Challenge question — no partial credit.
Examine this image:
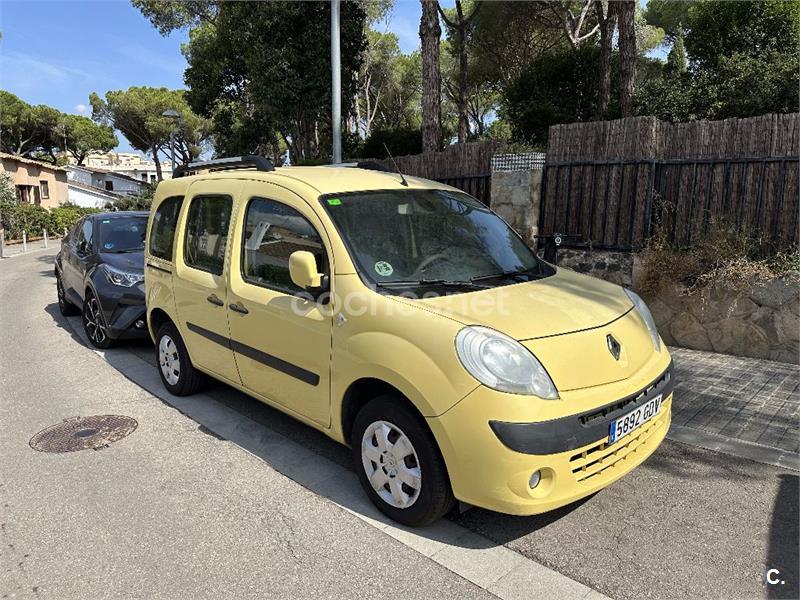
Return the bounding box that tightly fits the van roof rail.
[173,155,275,178]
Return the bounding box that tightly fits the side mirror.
[78,240,89,255]
[289,250,323,290]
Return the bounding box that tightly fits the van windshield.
[322,189,554,294]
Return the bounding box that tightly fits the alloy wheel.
[361,420,422,509]
[83,296,107,345]
[158,335,180,386]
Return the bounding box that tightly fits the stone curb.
[668,423,800,471]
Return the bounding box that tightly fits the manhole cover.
[29,415,138,453]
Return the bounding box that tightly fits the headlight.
[102,264,144,287]
[455,326,559,398]
[624,288,661,352]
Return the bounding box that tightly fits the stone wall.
[490,169,541,246]
[639,278,800,364]
[553,249,634,287]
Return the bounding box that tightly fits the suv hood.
[99,251,144,273]
[413,268,633,340]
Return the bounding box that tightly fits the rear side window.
[184,195,232,275]
[241,197,325,293]
[149,196,183,261]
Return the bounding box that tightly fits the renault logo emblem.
[607,334,621,360]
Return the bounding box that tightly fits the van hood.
[413,268,633,340]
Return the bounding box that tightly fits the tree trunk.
[419,0,441,153]
[456,8,469,143]
[152,144,163,181]
[596,0,616,119]
[617,0,636,117]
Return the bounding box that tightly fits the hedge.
[0,201,100,240]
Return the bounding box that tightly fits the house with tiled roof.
[0,153,68,208]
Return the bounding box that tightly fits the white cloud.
[75,103,87,114]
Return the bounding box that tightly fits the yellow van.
[145,156,673,527]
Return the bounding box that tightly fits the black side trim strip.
[185,322,319,386]
[146,262,172,274]
[186,322,231,348]
[229,340,319,386]
[490,362,674,455]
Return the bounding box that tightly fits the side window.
[70,218,84,245]
[81,218,93,249]
[149,196,183,261]
[241,197,326,293]
[184,195,232,275]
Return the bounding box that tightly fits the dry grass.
[638,222,800,297]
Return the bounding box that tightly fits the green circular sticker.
[374,261,394,277]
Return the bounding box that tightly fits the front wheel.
[155,322,205,396]
[83,291,114,349]
[352,395,455,527]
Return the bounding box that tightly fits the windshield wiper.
[470,269,542,283]
[376,278,487,289]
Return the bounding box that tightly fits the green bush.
[0,201,98,240]
[361,127,422,159]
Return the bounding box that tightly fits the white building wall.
[67,186,113,209]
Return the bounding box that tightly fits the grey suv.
[55,211,149,348]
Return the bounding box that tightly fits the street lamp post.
[331,0,342,164]
[162,109,181,177]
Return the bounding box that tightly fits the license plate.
[609,394,663,444]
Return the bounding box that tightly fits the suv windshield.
[98,215,148,253]
[322,189,554,294]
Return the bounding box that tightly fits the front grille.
[569,399,669,484]
[579,368,671,426]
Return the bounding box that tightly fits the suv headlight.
[455,326,559,398]
[102,264,144,287]
[624,288,661,352]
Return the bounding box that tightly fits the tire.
[351,395,455,527]
[82,291,115,349]
[56,271,79,316]
[155,321,205,396]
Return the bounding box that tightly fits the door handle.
[229,302,249,315]
[206,294,224,306]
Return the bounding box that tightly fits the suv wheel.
[155,322,204,396]
[83,291,114,349]
[352,395,455,527]
[56,272,78,316]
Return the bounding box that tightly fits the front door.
[227,181,333,425]
[173,180,241,385]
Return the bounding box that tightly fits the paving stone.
[670,346,799,456]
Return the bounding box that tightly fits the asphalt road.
[0,249,490,599]
[3,248,798,600]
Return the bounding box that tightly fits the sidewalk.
[1,235,60,258]
[670,346,799,468]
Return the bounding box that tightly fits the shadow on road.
[767,474,799,599]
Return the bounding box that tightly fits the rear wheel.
[83,291,114,349]
[56,271,78,316]
[352,395,455,527]
[155,322,205,396]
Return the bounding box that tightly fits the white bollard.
[22,231,27,253]
[63,227,67,237]
[43,228,48,248]
[0,229,5,259]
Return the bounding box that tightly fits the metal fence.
[538,156,800,251]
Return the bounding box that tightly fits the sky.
[0,0,654,156]
[0,0,438,154]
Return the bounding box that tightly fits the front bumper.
[427,352,673,515]
[93,278,148,340]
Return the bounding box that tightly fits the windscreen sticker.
[374,261,393,277]
[327,198,342,206]
[102,219,111,223]
[104,243,114,249]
